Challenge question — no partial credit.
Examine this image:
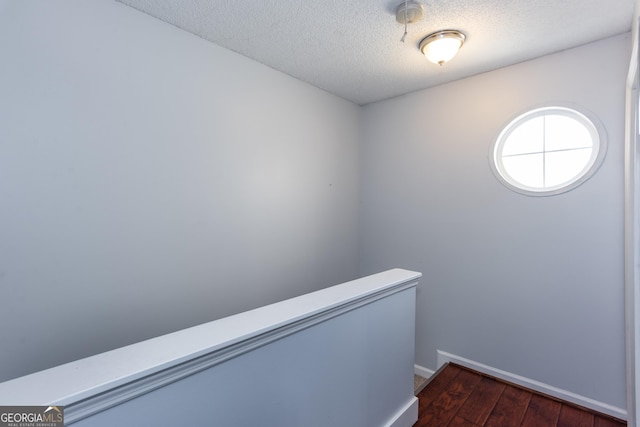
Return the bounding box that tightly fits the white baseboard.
[436,350,627,421]
[414,364,435,379]
[384,397,418,427]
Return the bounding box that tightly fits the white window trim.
[489,104,608,197]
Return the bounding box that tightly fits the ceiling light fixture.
[419,30,466,65]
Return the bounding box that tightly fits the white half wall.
[0,269,421,427]
[0,0,360,382]
[360,34,630,409]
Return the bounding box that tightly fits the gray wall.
[359,34,629,408]
[0,0,360,382]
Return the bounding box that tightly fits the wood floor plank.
[558,404,594,427]
[418,364,464,416]
[595,417,627,427]
[484,384,532,427]
[447,415,482,427]
[456,376,506,425]
[414,368,482,427]
[416,364,626,427]
[521,394,562,427]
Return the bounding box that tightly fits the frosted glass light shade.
[419,30,466,65]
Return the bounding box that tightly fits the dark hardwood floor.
[415,363,626,427]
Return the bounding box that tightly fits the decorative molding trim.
[436,350,627,421]
[414,364,435,379]
[384,397,418,427]
[625,13,640,427]
[63,277,419,424]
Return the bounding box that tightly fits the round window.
[491,106,606,196]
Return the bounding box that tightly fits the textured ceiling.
[116,0,635,105]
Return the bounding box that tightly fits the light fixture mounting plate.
[395,1,424,24]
